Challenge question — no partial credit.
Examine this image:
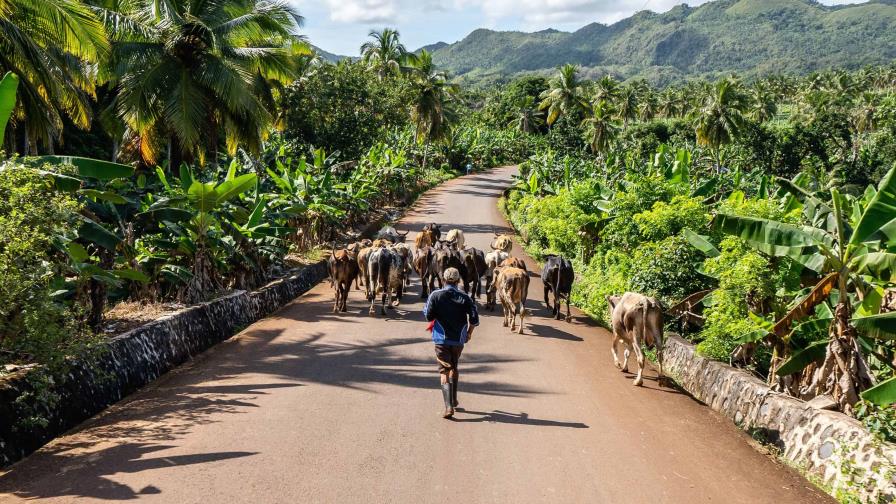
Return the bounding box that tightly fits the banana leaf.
[712,213,829,259]
[77,218,121,250]
[79,189,127,204]
[188,181,218,213]
[37,170,81,191]
[849,251,896,282]
[772,272,838,337]
[34,156,134,180]
[861,376,896,407]
[216,173,257,203]
[775,340,828,376]
[683,229,720,257]
[852,311,896,340]
[113,269,150,283]
[0,72,18,146]
[851,165,896,245]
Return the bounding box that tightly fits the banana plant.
[712,165,896,412]
[0,72,18,148]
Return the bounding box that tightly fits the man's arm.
[466,295,480,334]
[423,291,438,322]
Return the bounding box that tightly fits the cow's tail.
[646,298,665,381]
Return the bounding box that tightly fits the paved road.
[0,167,831,503]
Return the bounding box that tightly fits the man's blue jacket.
[423,284,479,346]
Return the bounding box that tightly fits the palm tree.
[749,82,778,123]
[105,0,306,166]
[405,49,457,168]
[616,86,638,128]
[582,100,620,163]
[539,64,587,126]
[0,0,109,154]
[360,28,407,79]
[508,96,544,133]
[693,76,749,170]
[594,75,620,103]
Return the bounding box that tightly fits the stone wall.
[0,261,328,468]
[663,335,896,502]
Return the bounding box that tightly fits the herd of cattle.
[327,225,667,387]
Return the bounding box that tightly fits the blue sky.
[292,0,866,56]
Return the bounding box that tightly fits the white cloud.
[319,0,710,28]
[324,0,398,23]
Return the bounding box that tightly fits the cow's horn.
[398,229,409,236]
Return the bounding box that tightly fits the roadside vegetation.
[1,0,895,449]
[497,65,896,434]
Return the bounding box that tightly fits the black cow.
[542,254,574,321]
[430,245,469,293]
[423,223,442,241]
[461,247,487,299]
[367,247,405,316]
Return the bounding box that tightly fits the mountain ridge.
[418,0,896,85]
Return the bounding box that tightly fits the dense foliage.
[499,63,896,419]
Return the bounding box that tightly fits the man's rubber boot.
[441,383,454,418]
[451,378,459,408]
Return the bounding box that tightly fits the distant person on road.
[423,267,479,419]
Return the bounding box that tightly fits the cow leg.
[622,345,630,372]
[517,302,525,334]
[611,335,622,369]
[565,295,571,322]
[341,282,350,312]
[369,286,377,317]
[333,284,340,313]
[632,343,645,386]
[543,285,550,306]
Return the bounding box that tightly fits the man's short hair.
[444,267,461,283]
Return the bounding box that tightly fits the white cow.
[445,229,465,250]
[607,292,665,386]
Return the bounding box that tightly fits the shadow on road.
[0,443,256,500]
[449,409,588,428]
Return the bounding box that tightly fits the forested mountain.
[423,0,896,85]
[312,45,352,63]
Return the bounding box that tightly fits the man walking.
[423,267,479,418]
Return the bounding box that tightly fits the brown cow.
[415,228,435,249]
[328,247,359,312]
[607,292,665,387]
[493,266,529,334]
[347,239,371,290]
[499,256,527,271]
[413,246,434,298]
[390,242,413,286]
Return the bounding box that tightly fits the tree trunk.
[804,301,875,414]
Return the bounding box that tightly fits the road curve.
[0,166,831,503]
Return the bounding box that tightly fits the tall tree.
[693,76,749,170]
[360,28,406,79]
[508,95,544,134]
[616,86,638,128]
[582,100,620,163]
[104,0,306,166]
[539,64,587,126]
[0,0,108,154]
[405,49,457,168]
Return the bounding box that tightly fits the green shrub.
[602,174,688,250]
[634,195,710,242]
[571,248,632,326]
[696,238,776,360]
[0,166,92,368]
[629,235,710,304]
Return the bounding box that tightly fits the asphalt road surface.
[0,166,833,503]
